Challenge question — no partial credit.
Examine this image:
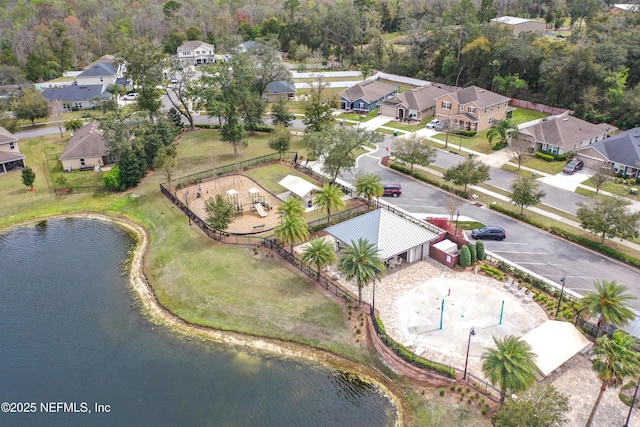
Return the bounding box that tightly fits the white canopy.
[278,175,320,199]
[521,320,592,377]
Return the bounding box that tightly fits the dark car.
[563,159,584,174]
[471,226,506,241]
[383,184,402,197]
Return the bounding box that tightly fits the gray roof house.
[325,209,440,265]
[0,127,26,174]
[339,80,398,113]
[516,113,616,154]
[42,84,111,112]
[235,40,267,53]
[59,121,110,171]
[576,127,640,177]
[177,40,216,66]
[76,62,119,86]
[379,85,451,122]
[263,80,296,102]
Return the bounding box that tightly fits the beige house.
[0,127,26,174]
[379,85,450,122]
[60,122,110,171]
[516,113,616,155]
[434,86,511,132]
[177,41,216,66]
[490,16,547,36]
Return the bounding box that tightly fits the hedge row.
[489,204,640,269]
[534,150,568,162]
[390,163,470,199]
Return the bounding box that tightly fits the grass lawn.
[510,107,549,124]
[383,118,430,132]
[338,110,379,121]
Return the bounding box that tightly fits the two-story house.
[0,127,26,174]
[434,86,511,132]
[177,41,216,67]
[516,113,616,155]
[339,80,398,113]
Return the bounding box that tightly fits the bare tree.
[506,137,532,171]
[445,194,462,222]
[50,100,64,137]
[590,166,613,195]
[162,59,197,129]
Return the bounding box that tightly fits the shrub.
[534,151,555,162]
[476,240,485,260]
[450,383,457,391]
[103,165,121,189]
[469,244,477,264]
[439,388,445,397]
[459,245,471,267]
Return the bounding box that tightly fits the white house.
[177,41,216,66]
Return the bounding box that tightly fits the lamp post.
[463,327,476,381]
[624,377,640,427]
[454,210,460,236]
[185,190,191,226]
[372,268,380,315]
[555,274,566,318]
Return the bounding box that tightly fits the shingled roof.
[0,127,18,145]
[60,121,108,160]
[42,85,109,103]
[77,62,117,78]
[519,114,615,149]
[583,127,640,168]
[339,80,397,103]
[383,85,450,111]
[444,85,510,108]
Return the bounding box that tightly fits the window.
[358,102,365,109]
[9,142,15,150]
[491,106,494,111]
[80,158,86,167]
[442,101,451,110]
[468,107,476,114]
[489,117,495,124]
[460,105,464,112]
[484,108,487,114]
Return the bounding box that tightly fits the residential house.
[378,85,450,122]
[516,113,616,155]
[235,40,267,54]
[76,61,120,87]
[339,80,398,113]
[490,16,547,36]
[177,41,216,66]
[42,84,112,112]
[263,80,296,102]
[576,127,640,177]
[59,121,110,171]
[610,4,640,13]
[434,86,511,132]
[0,127,26,174]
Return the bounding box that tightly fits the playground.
[176,175,283,234]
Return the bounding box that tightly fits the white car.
[426,119,444,130]
[124,93,139,101]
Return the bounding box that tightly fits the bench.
[253,224,265,230]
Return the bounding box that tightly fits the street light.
[555,274,566,317]
[463,327,476,381]
[185,190,192,226]
[454,210,460,236]
[372,268,380,315]
[624,377,640,427]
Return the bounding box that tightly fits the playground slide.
[254,203,267,218]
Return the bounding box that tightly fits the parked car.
[563,159,584,174]
[471,226,506,241]
[124,93,139,101]
[426,119,444,130]
[383,184,402,197]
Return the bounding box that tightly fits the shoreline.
[6,213,405,426]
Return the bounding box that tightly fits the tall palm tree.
[355,173,383,210]
[274,213,309,254]
[586,330,640,427]
[277,196,305,218]
[579,280,636,338]
[486,118,519,148]
[337,238,385,307]
[313,183,346,224]
[481,335,538,405]
[301,237,337,280]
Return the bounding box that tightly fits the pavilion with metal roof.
[325,209,441,264]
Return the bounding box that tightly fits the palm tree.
[337,238,385,307]
[579,280,636,338]
[313,183,346,224]
[355,173,383,210]
[586,330,640,427]
[301,237,337,280]
[486,118,519,148]
[481,335,538,405]
[64,119,84,134]
[274,213,309,255]
[277,196,305,218]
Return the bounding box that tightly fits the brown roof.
[177,40,214,52]
[60,121,108,160]
[383,85,450,111]
[339,80,397,103]
[519,114,616,149]
[0,150,26,163]
[441,85,510,108]
[0,127,18,145]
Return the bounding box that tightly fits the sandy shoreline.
[6,213,404,426]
